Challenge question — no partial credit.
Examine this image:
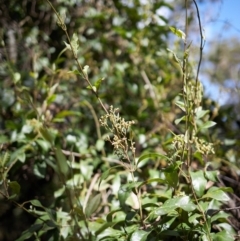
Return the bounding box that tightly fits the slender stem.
[181,1,211,240]
[46,0,109,115]
[192,0,205,85]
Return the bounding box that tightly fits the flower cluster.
[184,81,203,107]
[172,133,215,156]
[99,106,135,162]
[194,137,215,155]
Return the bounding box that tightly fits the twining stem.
[181,1,211,240]
[46,0,109,115]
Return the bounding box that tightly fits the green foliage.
[0,0,239,241]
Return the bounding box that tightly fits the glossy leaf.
[137,152,169,166]
[202,187,230,202]
[167,48,181,64]
[15,223,43,241]
[175,115,186,125]
[165,170,178,188]
[10,148,26,163]
[204,170,219,182]
[36,139,51,152]
[130,230,150,241]
[98,167,115,189]
[118,182,142,209]
[195,108,209,119]
[85,193,102,218]
[73,206,85,220]
[106,209,122,222]
[94,77,105,91]
[211,230,235,241]
[118,185,132,208]
[55,110,81,118]
[153,196,196,216]
[139,178,167,188]
[55,146,69,177]
[95,221,116,236]
[39,127,53,145]
[199,121,216,130]
[210,211,229,222]
[97,227,123,240]
[190,170,207,197]
[96,139,105,151]
[175,100,186,112]
[8,181,21,196]
[30,199,43,208]
[169,26,186,40]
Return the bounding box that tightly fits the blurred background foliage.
[0,0,239,240]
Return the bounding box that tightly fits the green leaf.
[164,161,182,172]
[86,85,93,90]
[8,181,21,196]
[96,139,105,151]
[169,26,186,40]
[11,148,26,163]
[67,69,82,76]
[202,187,230,202]
[30,199,43,208]
[153,196,196,216]
[70,33,79,53]
[46,94,56,105]
[117,182,141,209]
[176,196,197,212]
[189,213,202,224]
[195,108,209,120]
[15,223,43,241]
[218,187,233,193]
[165,170,178,188]
[130,230,150,241]
[39,127,53,145]
[190,170,207,197]
[223,139,236,146]
[175,115,186,125]
[214,223,236,236]
[36,139,51,152]
[106,209,122,222]
[126,210,137,222]
[98,169,110,189]
[55,110,81,119]
[85,193,102,218]
[95,221,117,236]
[97,227,123,240]
[98,167,117,190]
[0,135,8,144]
[137,153,169,166]
[211,211,230,222]
[55,146,69,177]
[199,121,216,130]
[0,151,10,166]
[139,178,167,188]
[211,230,235,241]
[94,77,105,91]
[204,170,219,182]
[174,100,186,112]
[118,185,132,209]
[63,41,71,50]
[167,48,181,64]
[33,161,47,178]
[83,65,89,76]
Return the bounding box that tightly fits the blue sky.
[157,0,240,104]
[198,0,240,104]
[200,0,240,39]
